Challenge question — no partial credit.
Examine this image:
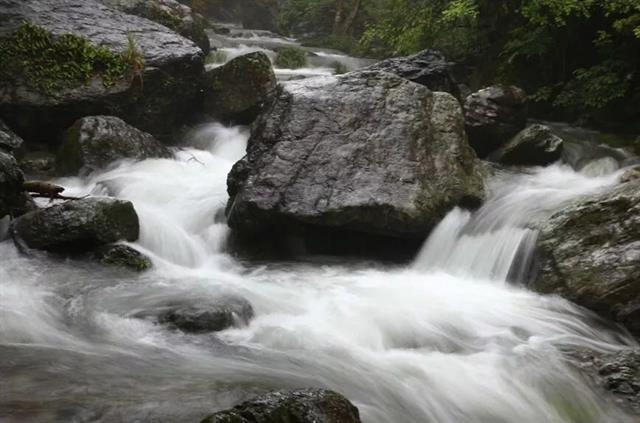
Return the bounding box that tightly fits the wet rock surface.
[57,116,172,175]
[138,296,254,333]
[489,124,564,166]
[203,52,277,124]
[365,49,459,98]
[570,348,640,414]
[201,389,361,423]
[530,179,640,335]
[95,243,152,271]
[0,120,24,152]
[0,0,204,144]
[12,197,140,252]
[100,0,210,52]
[227,71,484,242]
[0,151,26,218]
[464,85,528,158]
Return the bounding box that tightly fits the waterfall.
[414,164,620,282]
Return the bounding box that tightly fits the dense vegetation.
[278,0,640,128]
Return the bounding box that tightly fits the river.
[1,28,638,423]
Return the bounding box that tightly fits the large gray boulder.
[12,197,139,252]
[0,120,24,152]
[227,71,485,241]
[0,0,204,144]
[365,49,460,99]
[489,124,564,166]
[530,179,640,335]
[201,389,361,423]
[464,85,528,158]
[203,52,277,124]
[57,115,172,175]
[100,0,210,52]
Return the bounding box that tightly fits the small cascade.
[414,164,622,282]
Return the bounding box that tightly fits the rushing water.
[1,119,638,422]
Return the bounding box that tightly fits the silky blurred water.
[1,119,638,422]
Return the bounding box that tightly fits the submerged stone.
[201,389,361,423]
[95,243,152,271]
[154,296,254,333]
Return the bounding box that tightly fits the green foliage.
[331,61,349,74]
[0,22,135,92]
[206,50,229,65]
[146,5,183,31]
[359,0,479,59]
[553,61,631,112]
[275,47,308,69]
[302,35,360,55]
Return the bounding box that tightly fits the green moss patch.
[0,22,134,92]
[274,47,308,69]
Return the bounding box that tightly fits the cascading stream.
[1,125,638,421]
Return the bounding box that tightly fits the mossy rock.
[96,244,152,271]
[12,197,140,252]
[203,51,277,124]
[0,22,129,92]
[201,389,361,423]
[0,0,205,144]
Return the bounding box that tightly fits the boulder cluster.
[2,0,640,418]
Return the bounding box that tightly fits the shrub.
[275,47,308,69]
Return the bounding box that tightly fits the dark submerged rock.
[489,124,564,166]
[19,151,57,179]
[0,120,24,152]
[0,0,204,144]
[155,296,254,333]
[530,179,640,335]
[57,116,172,175]
[100,0,210,52]
[365,49,459,98]
[203,52,277,124]
[95,243,152,271]
[227,72,484,244]
[201,389,361,423]
[464,85,528,158]
[12,197,139,252]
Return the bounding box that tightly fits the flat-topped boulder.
[0,0,204,144]
[227,71,485,243]
[100,0,210,52]
[12,197,139,252]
